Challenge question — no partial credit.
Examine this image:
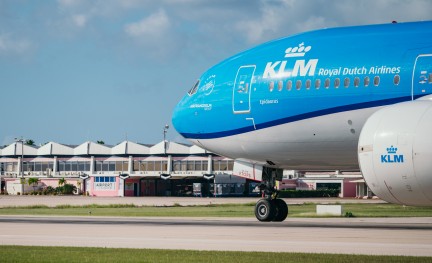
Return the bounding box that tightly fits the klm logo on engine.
[263,43,318,79]
[381,145,404,163]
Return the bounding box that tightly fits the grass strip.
[0,203,431,217]
[0,246,430,263]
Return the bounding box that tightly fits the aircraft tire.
[255,199,276,222]
[273,199,288,222]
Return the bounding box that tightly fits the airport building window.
[394,75,400,85]
[286,80,292,91]
[154,161,163,171]
[296,80,302,90]
[194,161,202,171]
[173,160,205,171]
[324,78,330,89]
[334,78,340,88]
[354,77,360,87]
[315,79,321,89]
[94,176,115,183]
[217,160,231,171]
[277,80,283,91]
[193,161,208,171]
[115,161,129,172]
[59,161,69,171]
[78,162,89,171]
[25,162,54,173]
[22,162,33,172]
[95,161,115,172]
[133,161,139,171]
[212,160,234,171]
[269,81,274,92]
[147,161,155,171]
[2,162,16,173]
[139,161,147,171]
[35,162,42,171]
[58,161,89,172]
[187,161,195,171]
[374,76,380,86]
[173,161,185,171]
[364,76,370,87]
[344,78,350,88]
[228,160,234,170]
[136,161,168,172]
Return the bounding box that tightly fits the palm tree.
[28,177,39,192]
[58,178,66,186]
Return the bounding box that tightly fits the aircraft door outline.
[233,65,256,114]
[412,54,432,100]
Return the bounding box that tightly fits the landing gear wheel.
[273,199,288,222]
[255,199,276,222]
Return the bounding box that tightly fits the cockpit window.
[188,80,200,96]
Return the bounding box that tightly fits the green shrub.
[278,189,340,198]
[42,186,55,195]
[56,184,76,195]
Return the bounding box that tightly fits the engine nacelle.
[358,99,432,206]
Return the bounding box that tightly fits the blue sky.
[1,0,432,146]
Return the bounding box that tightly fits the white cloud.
[235,2,283,44]
[57,0,85,8]
[0,34,32,55]
[124,9,171,38]
[72,14,87,28]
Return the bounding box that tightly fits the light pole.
[14,137,24,178]
[163,124,169,154]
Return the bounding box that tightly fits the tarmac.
[0,195,385,207]
[0,196,431,256]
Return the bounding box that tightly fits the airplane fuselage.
[172,21,432,171]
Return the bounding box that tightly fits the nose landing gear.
[255,181,288,222]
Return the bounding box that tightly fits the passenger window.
[306,79,311,90]
[324,78,330,89]
[296,80,302,90]
[269,81,274,92]
[315,79,321,89]
[394,75,400,85]
[286,80,292,91]
[429,73,432,84]
[374,76,380,86]
[278,80,283,91]
[334,78,340,89]
[188,80,200,96]
[364,76,370,87]
[344,77,350,88]
[354,77,360,87]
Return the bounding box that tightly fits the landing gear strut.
[254,168,288,222]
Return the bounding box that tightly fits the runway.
[1,215,432,256]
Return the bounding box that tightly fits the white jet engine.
[358,98,432,206]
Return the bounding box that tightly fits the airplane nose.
[172,80,200,138]
[171,99,186,136]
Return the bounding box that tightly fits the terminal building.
[0,140,369,198]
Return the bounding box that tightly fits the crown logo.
[386,146,397,154]
[285,42,312,58]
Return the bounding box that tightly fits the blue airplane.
[172,21,432,221]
